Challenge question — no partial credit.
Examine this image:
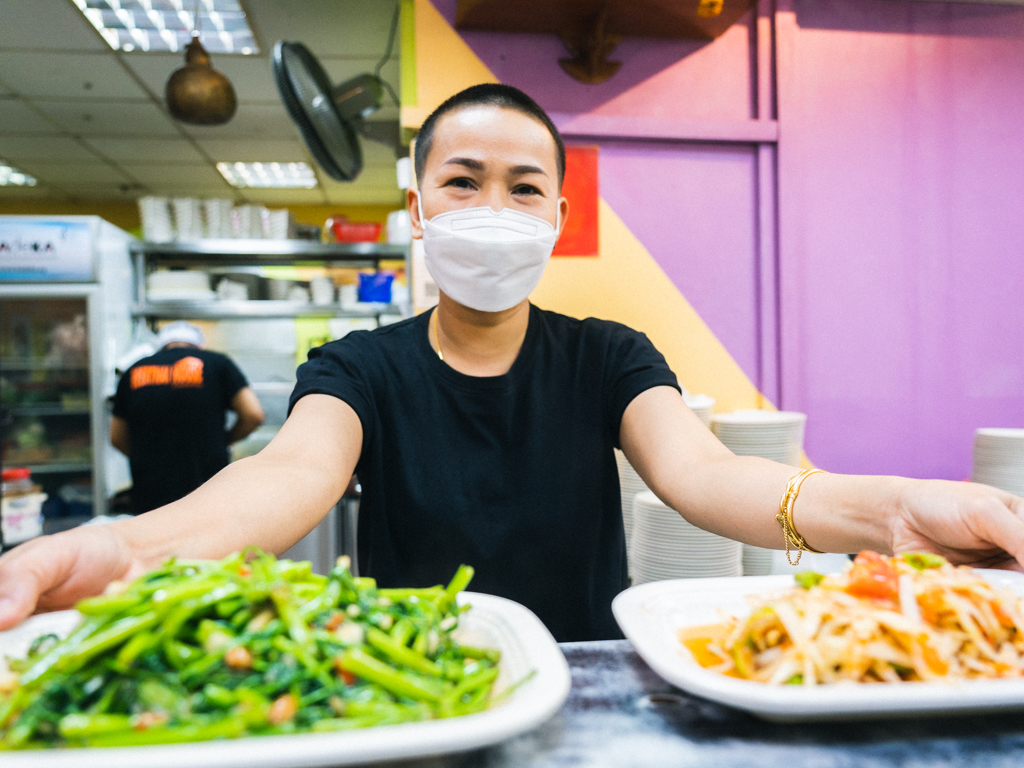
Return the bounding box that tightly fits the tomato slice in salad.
[845,550,899,601]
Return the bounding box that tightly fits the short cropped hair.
[413,84,566,188]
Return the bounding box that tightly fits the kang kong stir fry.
[682,551,1024,685]
[0,551,503,749]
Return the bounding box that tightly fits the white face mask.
[418,195,560,313]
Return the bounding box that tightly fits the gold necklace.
[432,309,444,361]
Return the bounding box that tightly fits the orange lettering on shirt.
[171,356,204,387]
[130,365,172,389]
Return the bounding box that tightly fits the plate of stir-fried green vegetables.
[0,550,570,767]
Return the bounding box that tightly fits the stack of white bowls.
[683,393,715,428]
[615,449,648,580]
[204,198,234,239]
[172,198,204,242]
[972,428,1024,496]
[630,491,742,583]
[711,410,806,467]
[138,197,173,242]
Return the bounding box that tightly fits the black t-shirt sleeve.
[112,367,132,419]
[220,356,249,402]
[601,324,680,447]
[288,333,376,448]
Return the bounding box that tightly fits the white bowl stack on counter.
[971,428,1024,496]
[711,409,809,577]
[629,491,743,584]
[615,390,716,581]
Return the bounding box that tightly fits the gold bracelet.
[776,468,826,565]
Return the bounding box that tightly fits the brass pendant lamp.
[165,3,237,126]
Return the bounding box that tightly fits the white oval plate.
[612,571,1024,722]
[0,592,570,767]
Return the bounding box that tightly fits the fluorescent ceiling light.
[0,161,38,187]
[217,162,319,189]
[72,0,259,55]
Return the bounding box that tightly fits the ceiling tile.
[119,164,226,186]
[246,0,399,59]
[83,137,206,164]
[197,138,310,162]
[240,188,328,205]
[0,99,61,135]
[32,100,179,137]
[181,103,299,141]
[0,52,148,100]
[123,53,278,104]
[0,136,101,161]
[20,162,133,186]
[0,0,108,51]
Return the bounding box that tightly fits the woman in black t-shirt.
[0,86,1021,639]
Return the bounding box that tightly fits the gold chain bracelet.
[776,468,826,565]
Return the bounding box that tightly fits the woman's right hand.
[0,525,138,630]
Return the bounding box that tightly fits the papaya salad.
[681,551,1024,685]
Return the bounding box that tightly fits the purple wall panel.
[598,142,761,384]
[433,0,756,121]
[778,0,1024,479]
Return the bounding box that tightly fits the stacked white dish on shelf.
[139,197,173,242]
[630,491,742,584]
[971,428,1024,496]
[146,270,215,302]
[138,197,296,242]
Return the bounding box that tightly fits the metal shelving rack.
[130,239,412,323]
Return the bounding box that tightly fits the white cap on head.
[157,321,205,349]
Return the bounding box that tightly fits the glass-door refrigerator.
[0,216,134,525]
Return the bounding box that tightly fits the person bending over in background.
[0,85,1022,642]
[110,321,265,515]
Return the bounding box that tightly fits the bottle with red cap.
[1,468,33,497]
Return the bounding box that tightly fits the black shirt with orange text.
[113,347,248,514]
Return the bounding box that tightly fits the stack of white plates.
[615,449,648,580]
[630,491,742,584]
[683,393,715,428]
[138,197,173,242]
[711,410,806,466]
[972,428,1024,496]
[147,270,215,301]
[741,544,774,576]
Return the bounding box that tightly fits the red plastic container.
[328,216,383,243]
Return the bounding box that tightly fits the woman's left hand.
[889,479,1024,570]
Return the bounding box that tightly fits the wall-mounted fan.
[272,6,401,182]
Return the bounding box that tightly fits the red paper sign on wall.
[553,145,599,257]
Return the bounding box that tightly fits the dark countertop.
[382,640,1024,768]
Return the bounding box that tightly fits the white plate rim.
[0,591,570,768]
[612,572,1024,722]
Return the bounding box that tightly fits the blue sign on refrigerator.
[0,219,95,281]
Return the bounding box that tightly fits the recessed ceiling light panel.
[216,162,319,189]
[0,161,38,187]
[72,0,259,55]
